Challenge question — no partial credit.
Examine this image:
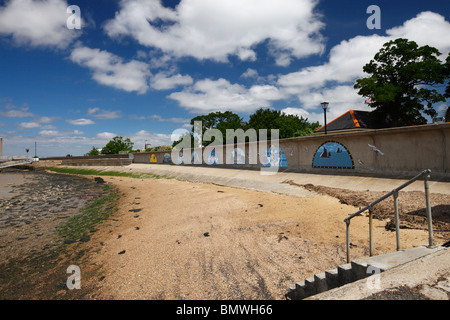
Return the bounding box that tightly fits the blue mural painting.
[230,147,246,164]
[312,141,354,169]
[191,151,201,164]
[261,145,288,168]
[206,149,219,165]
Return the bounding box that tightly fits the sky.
[0,0,449,157]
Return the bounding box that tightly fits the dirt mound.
[283,180,450,240]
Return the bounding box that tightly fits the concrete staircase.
[286,245,445,300]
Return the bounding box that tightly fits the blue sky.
[0,0,449,157]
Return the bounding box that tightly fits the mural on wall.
[206,149,219,165]
[150,153,158,163]
[191,151,201,164]
[312,141,354,169]
[261,145,288,168]
[230,147,245,164]
[163,153,172,164]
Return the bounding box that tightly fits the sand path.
[85,176,431,300]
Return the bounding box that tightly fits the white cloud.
[70,46,151,94]
[241,68,259,79]
[277,11,450,118]
[0,108,34,118]
[150,72,193,90]
[0,0,80,49]
[95,132,117,140]
[18,121,41,129]
[168,78,286,113]
[387,11,450,57]
[87,107,122,120]
[38,129,83,136]
[67,118,96,126]
[149,115,191,123]
[104,0,325,64]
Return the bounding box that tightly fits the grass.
[48,166,172,180]
[56,184,119,243]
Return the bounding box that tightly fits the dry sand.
[79,176,433,300]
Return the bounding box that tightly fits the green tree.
[246,108,320,139]
[354,38,448,127]
[87,146,99,156]
[191,111,244,146]
[445,53,450,99]
[101,136,134,155]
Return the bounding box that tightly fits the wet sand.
[0,173,29,200]
[0,170,112,264]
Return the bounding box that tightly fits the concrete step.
[286,245,445,300]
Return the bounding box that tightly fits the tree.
[445,53,450,99]
[101,136,134,155]
[191,111,244,146]
[172,111,244,147]
[354,38,448,127]
[246,108,320,139]
[87,146,99,156]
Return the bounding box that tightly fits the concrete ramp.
[0,159,32,170]
[63,164,450,195]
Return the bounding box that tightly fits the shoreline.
[1,167,448,300]
[0,168,118,299]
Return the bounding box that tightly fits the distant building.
[315,110,382,134]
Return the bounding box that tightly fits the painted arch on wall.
[312,141,354,169]
[261,145,288,168]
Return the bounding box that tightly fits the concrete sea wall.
[133,123,450,178]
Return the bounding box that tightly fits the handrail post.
[368,206,373,257]
[346,220,350,263]
[393,190,400,251]
[424,172,435,247]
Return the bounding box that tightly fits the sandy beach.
[1,167,447,300]
[78,175,436,300]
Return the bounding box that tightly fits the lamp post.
[321,102,329,134]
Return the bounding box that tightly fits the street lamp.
[321,102,329,134]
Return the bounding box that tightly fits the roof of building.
[315,110,382,134]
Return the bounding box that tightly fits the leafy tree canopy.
[86,146,99,156]
[354,38,448,127]
[173,109,319,147]
[246,108,320,139]
[101,136,134,155]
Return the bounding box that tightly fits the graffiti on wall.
[150,153,158,163]
[261,145,288,168]
[312,141,354,169]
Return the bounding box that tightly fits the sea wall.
[135,123,449,178]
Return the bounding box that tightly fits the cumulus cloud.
[69,46,152,94]
[66,118,96,126]
[150,72,193,90]
[168,78,286,113]
[277,11,450,119]
[104,0,325,64]
[0,0,81,49]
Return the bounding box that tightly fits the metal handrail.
[344,169,434,263]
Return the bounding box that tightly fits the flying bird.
[368,144,384,156]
